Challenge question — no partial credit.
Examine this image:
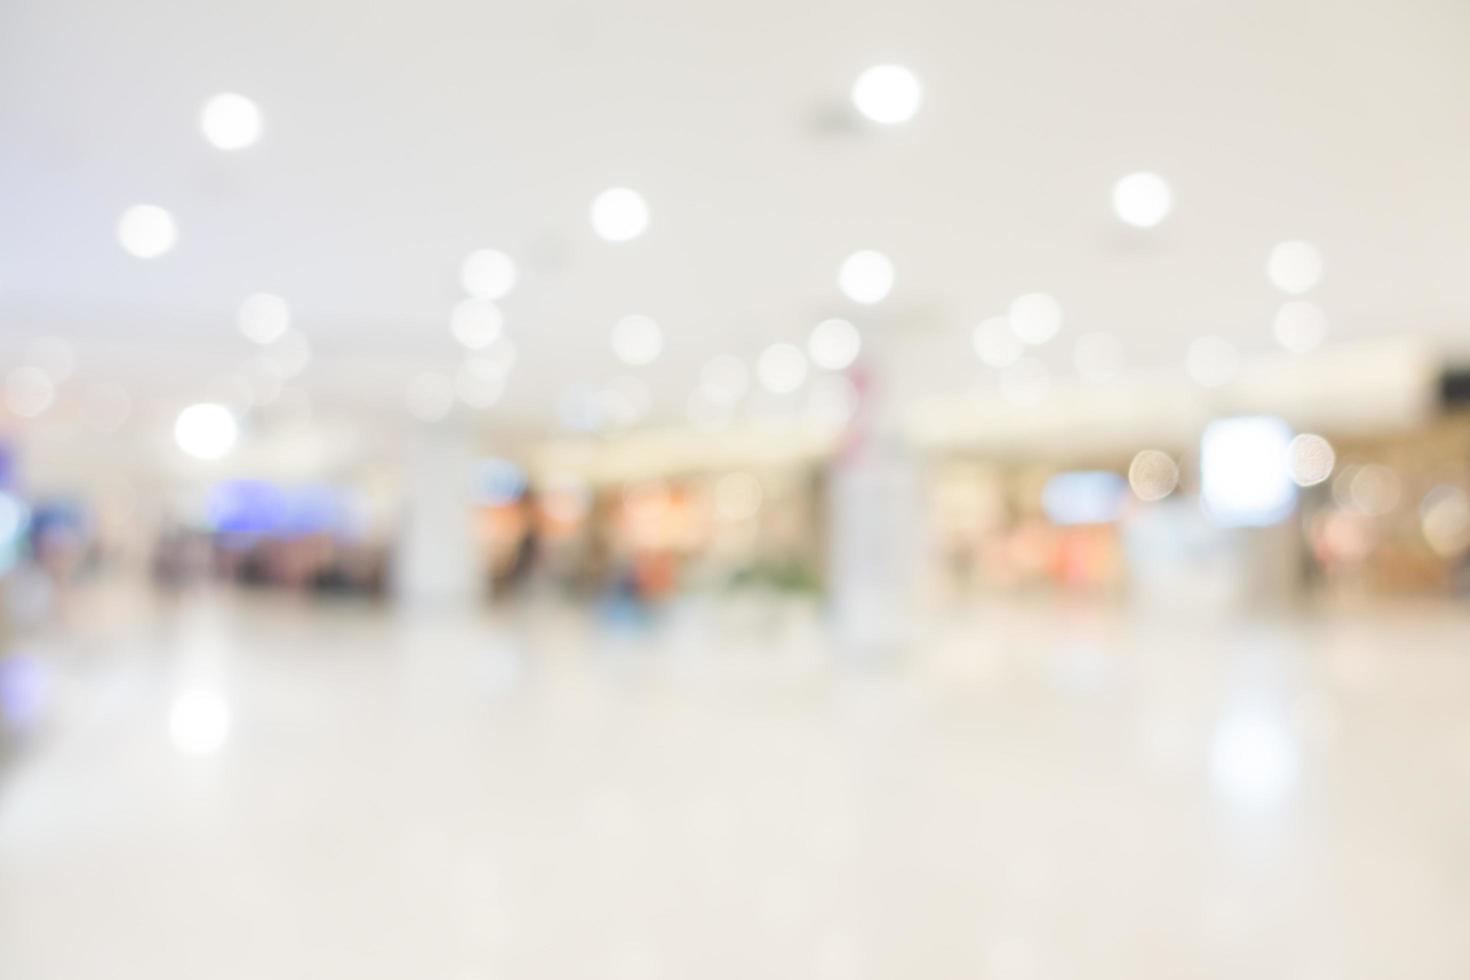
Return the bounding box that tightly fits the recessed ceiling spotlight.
[838,250,894,304]
[1111,172,1173,228]
[200,93,263,150]
[757,343,808,394]
[450,298,504,349]
[851,65,923,124]
[611,314,663,366]
[1007,293,1062,345]
[460,249,518,300]
[117,204,177,259]
[237,293,291,344]
[174,403,239,460]
[808,318,861,371]
[1272,300,1329,353]
[1266,241,1325,294]
[590,187,649,242]
[971,317,1021,368]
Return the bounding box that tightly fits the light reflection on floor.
[2,589,1469,978]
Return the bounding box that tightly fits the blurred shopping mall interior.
[3,0,1470,977]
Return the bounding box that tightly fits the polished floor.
[2,588,1469,979]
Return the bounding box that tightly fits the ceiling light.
[460,249,517,300]
[174,403,239,460]
[1128,450,1179,502]
[838,250,894,304]
[117,204,177,259]
[590,187,649,242]
[1286,433,1335,487]
[611,314,663,366]
[1272,300,1328,353]
[450,298,504,349]
[1267,241,1325,294]
[200,93,263,150]
[1007,293,1062,345]
[1111,172,1172,228]
[971,317,1021,367]
[757,343,808,394]
[851,65,923,124]
[237,293,291,344]
[808,318,861,370]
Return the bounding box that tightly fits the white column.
[392,423,483,607]
[826,354,923,652]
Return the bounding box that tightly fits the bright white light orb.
[1111,172,1173,228]
[1073,331,1125,383]
[1186,335,1240,388]
[838,250,894,305]
[173,403,239,460]
[1211,707,1298,809]
[450,298,504,349]
[589,187,649,242]
[1267,240,1325,294]
[1200,416,1296,527]
[1421,486,1470,557]
[237,293,291,344]
[1128,450,1179,502]
[851,64,923,124]
[405,371,455,422]
[1008,293,1062,345]
[757,342,808,394]
[972,317,1022,367]
[808,318,861,371]
[5,366,55,419]
[1287,433,1335,487]
[117,204,177,259]
[169,689,232,755]
[1272,300,1328,353]
[200,93,263,150]
[611,314,663,366]
[700,355,749,407]
[460,249,518,300]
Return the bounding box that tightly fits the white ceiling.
[2,0,1469,435]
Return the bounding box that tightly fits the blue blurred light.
[479,458,527,506]
[0,653,49,735]
[279,484,345,536]
[1041,471,1127,525]
[206,481,347,537]
[206,480,288,534]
